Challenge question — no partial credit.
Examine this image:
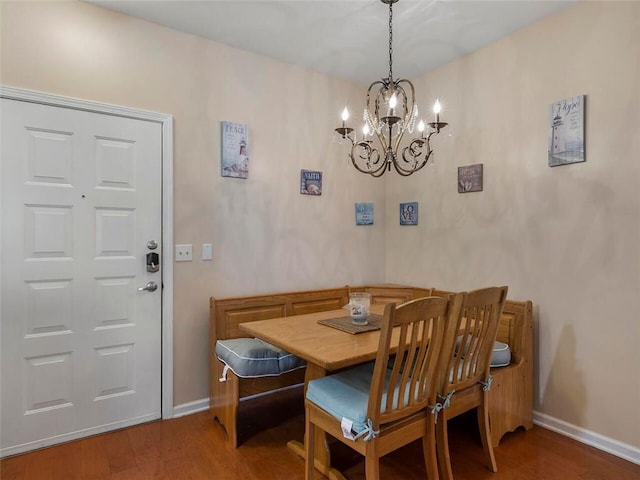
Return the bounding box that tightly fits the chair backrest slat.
[368,294,463,427]
[439,286,508,395]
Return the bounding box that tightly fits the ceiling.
[87,0,576,86]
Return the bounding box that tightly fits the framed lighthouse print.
[548,95,585,167]
[221,121,249,178]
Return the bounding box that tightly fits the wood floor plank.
[1,388,639,479]
[50,440,84,480]
[79,434,111,480]
[0,450,27,480]
[104,428,138,475]
[24,445,53,480]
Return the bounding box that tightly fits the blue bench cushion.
[490,341,511,367]
[455,336,511,368]
[216,338,306,378]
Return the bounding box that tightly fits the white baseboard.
[172,398,210,418]
[534,411,640,466]
[171,384,304,419]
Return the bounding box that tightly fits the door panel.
[1,98,162,456]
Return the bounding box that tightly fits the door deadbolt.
[146,252,160,273]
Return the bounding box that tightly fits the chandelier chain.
[388,1,393,81]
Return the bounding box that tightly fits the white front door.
[1,98,163,456]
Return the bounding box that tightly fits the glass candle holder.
[348,292,371,326]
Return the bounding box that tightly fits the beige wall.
[385,2,640,449]
[0,1,386,406]
[2,0,639,454]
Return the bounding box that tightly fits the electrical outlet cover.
[175,244,192,262]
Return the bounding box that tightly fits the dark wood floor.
[2,386,639,479]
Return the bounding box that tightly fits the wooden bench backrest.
[287,288,350,317]
[349,285,433,305]
[496,299,533,365]
[211,288,350,341]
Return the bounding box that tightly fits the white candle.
[389,94,397,116]
[433,99,441,123]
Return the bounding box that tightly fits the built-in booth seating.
[210,284,533,448]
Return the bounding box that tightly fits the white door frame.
[0,85,174,419]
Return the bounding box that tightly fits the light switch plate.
[175,244,192,262]
[202,243,212,261]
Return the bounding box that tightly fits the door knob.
[138,281,158,292]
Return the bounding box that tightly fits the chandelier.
[335,0,448,177]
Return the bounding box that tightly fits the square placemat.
[318,313,383,334]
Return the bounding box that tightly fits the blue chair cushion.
[306,362,412,438]
[216,338,306,378]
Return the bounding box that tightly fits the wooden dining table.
[239,304,393,480]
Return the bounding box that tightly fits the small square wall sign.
[355,203,374,225]
[300,170,322,195]
[400,202,418,225]
[458,164,483,193]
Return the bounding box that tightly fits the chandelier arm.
[370,165,389,178]
[349,142,387,177]
[366,80,386,104]
[394,160,426,176]
[365,79,386,134]
[366,113,391,163]
[375,125,390,152]
[395,79,416,127]
[346,131,357,146]
[397,146,431,176]
[395,132,437,175]
[395,79,415,97]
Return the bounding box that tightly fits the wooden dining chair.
[304,294,463,480]
[435,286,509,479]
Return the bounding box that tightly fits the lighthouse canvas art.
[548,95,585,167]
[221,121,249,178]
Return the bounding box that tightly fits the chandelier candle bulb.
[336,107,354,140]
[433,99,441,123]
[418,120,425,138]
[389,93,397,116]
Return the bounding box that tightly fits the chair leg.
[477,397,497,472]
[423,416,439,480]
[364,441,380,480]
[436,415,453,480]
[305,406,315,480]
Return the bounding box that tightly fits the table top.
[239,304,397,371]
